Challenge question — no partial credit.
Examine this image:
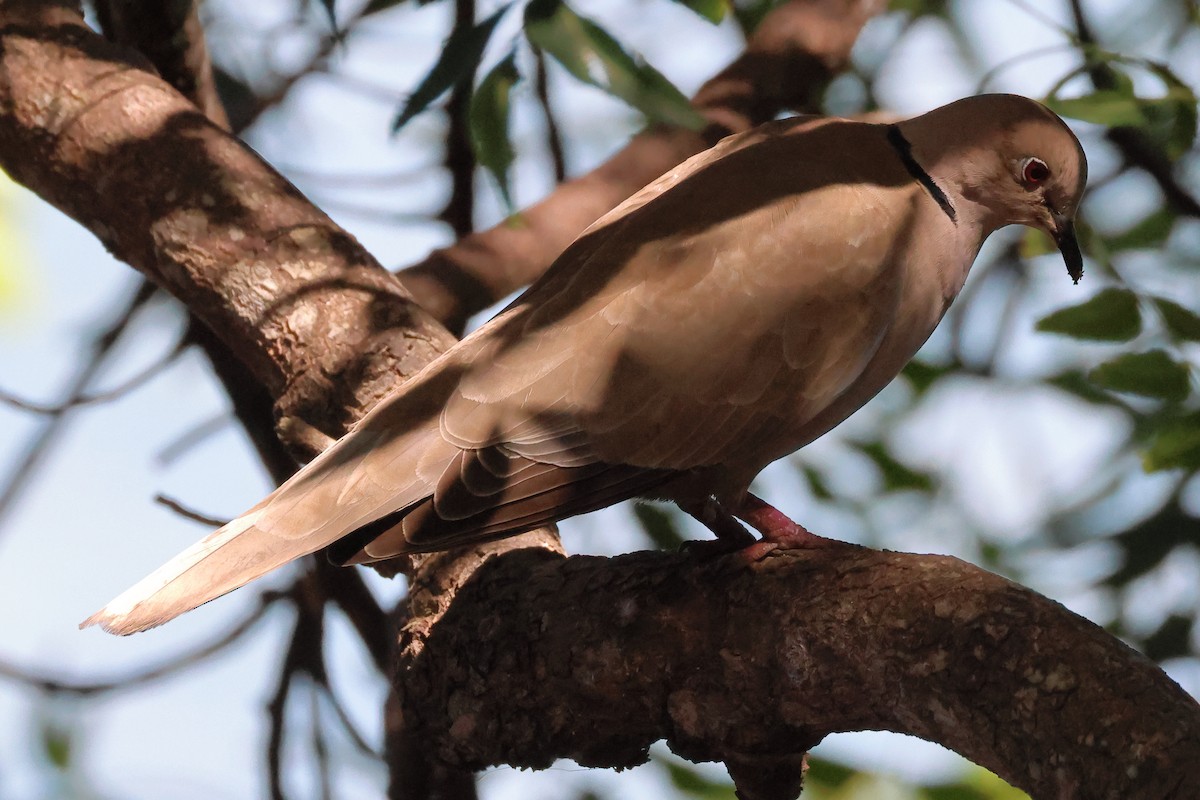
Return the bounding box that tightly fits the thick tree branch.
[94,0,229,129]
[399,545,1200,800]
[0,0,455,450]
[396,0,886,333]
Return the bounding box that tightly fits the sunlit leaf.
[1142,411,1200,471]
[634,503,686,550]
[853,441,935,493]
[1046,63,1198,159]
[1088,350,1191,402]
[1035,288,1141,341]
[669,0,729,24]
[1019,227,1057,259]
[1046,89,1149,127]
[1153,297,1200,342]
[392,3,513,132]
[470,53,520,211]
[524,0,705,130]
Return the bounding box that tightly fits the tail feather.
[80,510,313,635]
[81,351,474,635]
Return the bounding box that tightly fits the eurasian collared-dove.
[84,93,1087,635]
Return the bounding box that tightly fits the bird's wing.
[442,117,916,473]
[344,119,921,559]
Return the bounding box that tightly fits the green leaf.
[902,358,954,395]
[1088,350,1191,402]
[800,465,833,500]
[1153,297,1200,341]
[888,0,952,16]
[41,722,71,770]
[804,757,856,790]
[669,0,729,24]
[1046,89,1149,127]
[730,0,776,33]
[392,4,512,133]
[661,758,736,799]
[633,503,686,549]
[524,0,705,130]
[1047,370,1131,407]
[1104,208,1175,252]
[1035,288,1141,342]
[1140,62,1199,160]
[469,53,520,212]
[853,441,935,493]
[1142,411,1200,471]
[1018,227,1057,259]
[365,0,442,14]
[1045,64,1198,159]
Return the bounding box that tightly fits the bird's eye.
[1021,157,1050,187]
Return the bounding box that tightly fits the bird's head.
[905,94,1089,283]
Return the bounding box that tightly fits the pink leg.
[679,497,756,554]
[732,492,832,555]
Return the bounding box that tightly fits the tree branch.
[395,0,886,333]
[94,0,230,129]
[398,545,1200,800]
[0,0,456,451]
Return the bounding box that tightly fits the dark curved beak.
[1052,212,1083,284]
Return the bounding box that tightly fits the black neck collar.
[886,125,957,224]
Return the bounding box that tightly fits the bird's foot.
[678,496,755,560]
[679,493,834,563]
[732,492,836,560]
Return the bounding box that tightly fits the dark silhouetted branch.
[399,545,1200,800]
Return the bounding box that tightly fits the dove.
[83,93,1087,635]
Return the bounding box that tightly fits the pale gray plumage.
[83,94,1088,635]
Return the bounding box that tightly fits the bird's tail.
[81,414,454,635]
[80,504,311,635]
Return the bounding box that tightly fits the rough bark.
[400,545,1200,800]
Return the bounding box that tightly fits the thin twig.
[533,46,566,184]
[0,280,157,530]
[0,593,281,695]
[0,336,187,415]
[314,559,390,673]
[312,684,334,800]
[156,412,231,466]
[154,494,231,527]
[267,574,327,800]
[318,681,383,758]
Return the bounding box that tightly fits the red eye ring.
[1021,157,1050,187]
